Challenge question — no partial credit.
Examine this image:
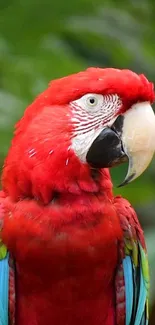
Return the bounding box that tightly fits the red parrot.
[0,68,155,325]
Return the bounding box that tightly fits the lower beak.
[86,102,155,186]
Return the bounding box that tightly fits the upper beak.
[86,102,155,186]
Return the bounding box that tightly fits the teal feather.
[122,242,149,325]
[115,198,150,325]
[0,253,9,325]
[123,256,133,325]
[134,266,146,324]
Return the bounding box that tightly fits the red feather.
[0,68,154,325]
[2,68,154,204]
[1,183,122,325]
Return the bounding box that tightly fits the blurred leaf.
[0,0,155,304]
[145,230,155,303]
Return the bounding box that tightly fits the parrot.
[0,67,155,325]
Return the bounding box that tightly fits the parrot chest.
[15,252,117,325]
[2,195,122,325]
[16,221,120,325]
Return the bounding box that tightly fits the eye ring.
[86,96,98,107]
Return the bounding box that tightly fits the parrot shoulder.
[114,196,149,325]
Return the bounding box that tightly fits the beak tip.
[117,182,125,188]
[117,172,136,188]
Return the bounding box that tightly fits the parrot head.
[2,68,155,204]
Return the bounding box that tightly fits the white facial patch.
[70,93,122,162]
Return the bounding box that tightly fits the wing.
[0,194,15,325]
[0,200,9,325]
[114,197,149,325]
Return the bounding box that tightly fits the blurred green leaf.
[0,0,155,304]
[145,230,155,303]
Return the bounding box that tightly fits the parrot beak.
[86,102,155,186]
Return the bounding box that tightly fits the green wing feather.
[0,241,7,260]
[114,196,150,325]
[0,201,9,325]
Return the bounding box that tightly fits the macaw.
[0,68,155,325]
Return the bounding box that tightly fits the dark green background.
[0,0,155,311]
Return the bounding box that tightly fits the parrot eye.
[86,96,98,107]
[71,93,104,113]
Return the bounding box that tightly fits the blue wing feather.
[134,265,147,325]
[114,197,149,325]
[123,256,133,325]
[0,253,9,325]
[123,248,148,325]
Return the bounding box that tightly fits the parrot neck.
[2,138,113,203]
[50,168,113,203]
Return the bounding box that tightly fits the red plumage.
[2,68,154,203]
[0,67,154,325]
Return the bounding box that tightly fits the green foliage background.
[0,0,155,307]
